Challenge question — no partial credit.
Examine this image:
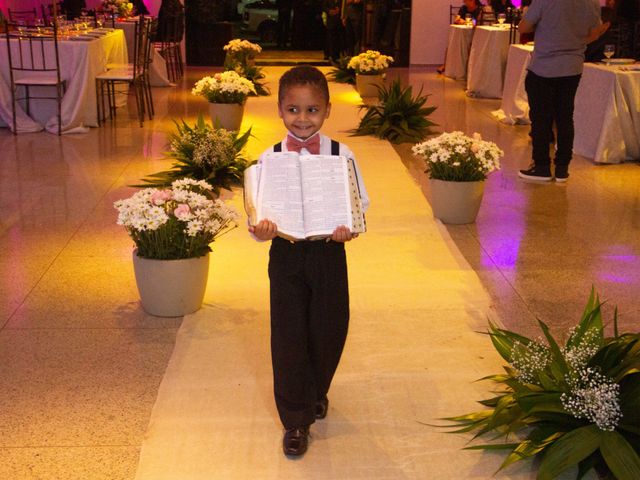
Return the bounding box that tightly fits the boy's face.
[278,85,331,140]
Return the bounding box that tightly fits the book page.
[256,152,305,239]
[299,155,353,237]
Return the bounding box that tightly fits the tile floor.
[0,64,638,478]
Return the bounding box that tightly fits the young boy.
[249,65,369,456]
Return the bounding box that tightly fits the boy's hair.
[278,65,330,105]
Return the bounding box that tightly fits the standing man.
[276,0,293,48]
[518,0,609,182]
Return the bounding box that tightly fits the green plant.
[223,40,270,96]
[326,56,356,85]
[351,80,437,144]
[442,290,640,480]
[137,115,252,196]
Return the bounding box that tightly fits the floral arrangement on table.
[101,0,133,18]
[412,131,502,181]
[223,39,269,96]
[442,290,640,480]
[114,178,240,260]
[347,50,394,75]
[351,80,437,144]
[192,71,256,105]
[137,115,251,196]
[326,55,356,85]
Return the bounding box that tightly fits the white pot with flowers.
[192,71,256,132]
[348,50,394,98]
[114,179,240,317]
[223,39,262,68]
[412,131,503,224]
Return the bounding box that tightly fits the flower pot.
[132,250,210,317]
[209,102,244,131]
[356,73,384,98]
[429,179,485,224]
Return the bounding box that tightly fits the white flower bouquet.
[101,0,133,17]
[347,50,394,75]
[223,39,262,57]
[192,71,256,105]
[412,131,503,182]
[114,179,240,260]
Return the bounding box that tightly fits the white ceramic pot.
[208,102,245,131]
[132,250,210,317]
[355,73,384,98]
[429,179,485,224]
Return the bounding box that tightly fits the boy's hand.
[249,220,278,241]
[331,225,358,243]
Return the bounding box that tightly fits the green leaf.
[537,425,601,480]
[600,430,640,480]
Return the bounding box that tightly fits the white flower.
[348,50,394,74]
[192,71,256,104]
[223,39,262,55]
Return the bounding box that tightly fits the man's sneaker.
[518,165,552,182]
[555,166,569,183]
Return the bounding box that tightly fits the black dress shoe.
[315,396,329,419]
[283,426,309,456]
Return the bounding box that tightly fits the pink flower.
[174,204,191,219]
[150,190,172,205]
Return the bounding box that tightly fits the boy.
[249,65,369,456]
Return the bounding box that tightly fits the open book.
[244,152,366,241]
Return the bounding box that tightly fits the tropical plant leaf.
[350,79,438,144]
[326,56,356,84]
[537,425,601,480]
[600,430,640,480]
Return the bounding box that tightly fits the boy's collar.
[287,131,322,143]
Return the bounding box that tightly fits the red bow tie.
[286,134,320,154]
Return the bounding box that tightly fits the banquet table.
[443,24,474,80]
[493,44,640,164]
[116,19,171,87]
[466,25,511,98]
[0,29,127,134]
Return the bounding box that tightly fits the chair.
[96,16,154,126]
[3,20,67,135]
[509,9,522,44]
[8,8,38,24]
[449,5,458,24]
[154,10,184,82]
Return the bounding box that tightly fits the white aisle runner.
[134,68,583,479]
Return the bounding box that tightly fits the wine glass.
[465,14,472,26]
[603,44,615,63]
[498,13,506,25]
[34,18,45,34]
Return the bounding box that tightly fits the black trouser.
[525,70,582,168]
[268,237,349,429]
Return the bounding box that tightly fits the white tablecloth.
[0,30,127,134]
[443,25,474,80]
[116,20,171,87]
[466,25,511,98]
[493,44,640,164]
[492,44,533,124]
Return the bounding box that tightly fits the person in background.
[61,0,86,20]
[343,0,364,56]
[517,0,609,182]
[155,0,184,42]
[585,0,618,62]
[454,0,483,25]
[490,0,515,15]
[276,0,293,48]
[132,0,150,15]
[323,0,344,60]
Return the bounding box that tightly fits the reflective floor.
[0,65,638,478]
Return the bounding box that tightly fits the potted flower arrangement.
[347,50,394,97]
[114,178,240,317]
[137,115,251,196]
[223,39,269,96]
[192,71,256,131]
[412,131,502,224]
[101,0,133,18]
[443,290,640,480]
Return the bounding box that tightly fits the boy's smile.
[278,85,331,140]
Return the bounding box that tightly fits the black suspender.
[272,139,341,155]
